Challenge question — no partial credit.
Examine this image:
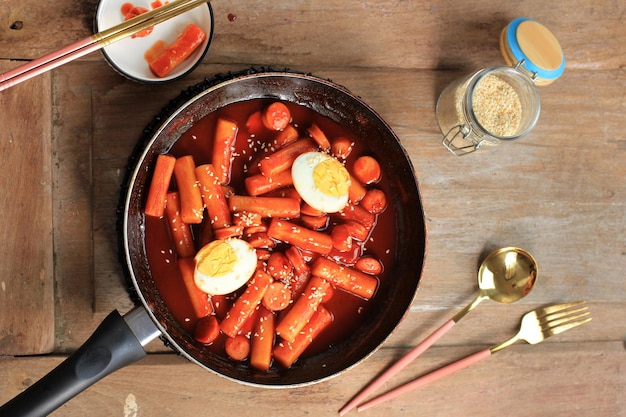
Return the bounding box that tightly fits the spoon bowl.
[452,247,537,321]
[477,247,537,303]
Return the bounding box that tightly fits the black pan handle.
[0,308,161,417]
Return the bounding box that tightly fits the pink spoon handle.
[339,319,456,416]
[356,348,492,412]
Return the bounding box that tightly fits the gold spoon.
[339,247,538,415]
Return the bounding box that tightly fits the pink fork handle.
[339,319,456,416]
[357,348,492,412]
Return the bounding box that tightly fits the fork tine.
[538,301,591,335]
[541,309,589,328]
[542,308,590,328]
[536,300,586,317]
[545,305,588,319]
[544,316,592,336]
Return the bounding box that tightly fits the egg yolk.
[313,158,350,197]
[196,240,238,277]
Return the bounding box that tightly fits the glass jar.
[436,18,565,156]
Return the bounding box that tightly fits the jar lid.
[500,18,565,85]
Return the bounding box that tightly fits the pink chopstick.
[356,349,492,412]
[338,319,456,416]
[0,39,101,92]
[0,37,93,85]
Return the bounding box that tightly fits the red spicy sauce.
[144,40,168,64]
[121,3,153,38]
[143,98,397,365]
[121,1,166,38]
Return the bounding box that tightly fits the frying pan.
[0,68,426,416]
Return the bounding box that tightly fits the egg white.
[194,238,257,295]
[292,151,350,213]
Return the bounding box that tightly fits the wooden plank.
[183,0,626,71]
[0,61,54,354]
[0,341,623,416]
[0,0,623,70]
[49,62,97,352]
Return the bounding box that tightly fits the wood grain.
[0,0,623,70]
[0,61,54,355]
[0,342,623,417]
[0,0,624,415]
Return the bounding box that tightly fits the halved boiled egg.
[291,151,351,213]
[194,238,257,295]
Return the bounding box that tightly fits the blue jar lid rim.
[505,17,565,82]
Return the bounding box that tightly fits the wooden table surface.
[0,0,624,416]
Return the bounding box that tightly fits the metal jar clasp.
[442,124,489,156]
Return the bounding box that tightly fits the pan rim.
[121,69,427,387]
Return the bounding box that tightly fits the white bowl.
[95,0,214,83]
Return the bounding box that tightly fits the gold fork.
[356,301,591,412]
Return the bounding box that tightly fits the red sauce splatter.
[120,2,134,15]
[144,40,168,63]
[121,1,165,38]
[228,13,237,22]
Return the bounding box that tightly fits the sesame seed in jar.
[471,74,522,137]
